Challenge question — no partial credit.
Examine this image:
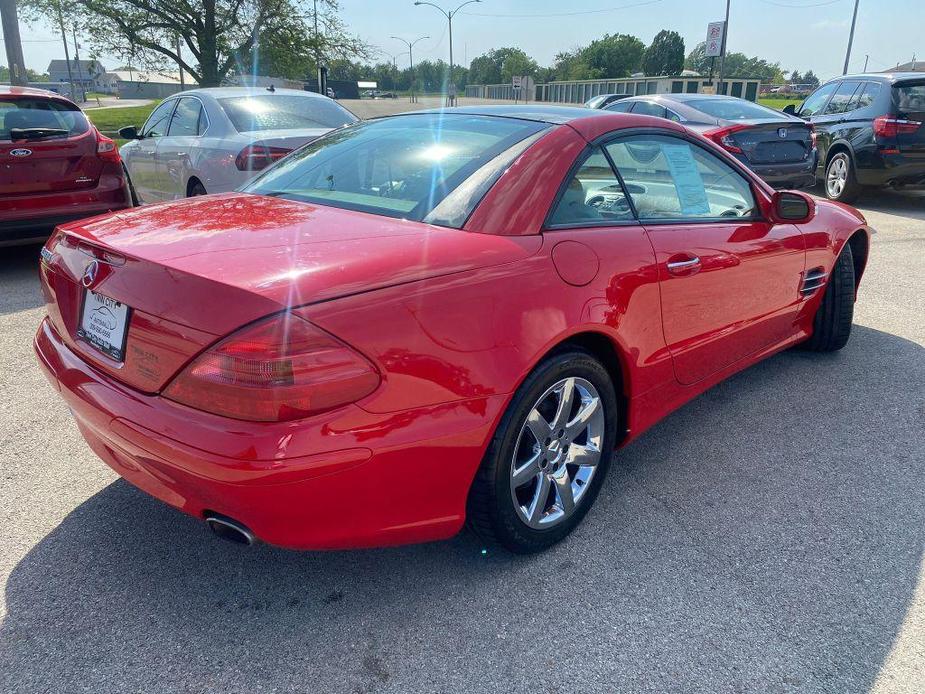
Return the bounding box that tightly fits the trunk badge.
[9,148,32,157]
[82,260,100,288]
[778,128,788,139]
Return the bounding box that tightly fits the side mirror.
[782,104,797,115]
[773,191,815,223]
[118,125,140,140]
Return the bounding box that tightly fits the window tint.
[632,100,668,118]
[244,113,547,225]
[141,99,176,137]
[686,98,784,120]
[605,135,756,220]
[167,98,203,136]
[821,81,861,115]
[548,147,633,226]
[894,82,925,117]
[220,95,356,133]
[798,82,838,117]
[0,98,90,141]
[855,82,881,109]
[604,100,633,113]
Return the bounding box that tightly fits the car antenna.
[267,84,275,92]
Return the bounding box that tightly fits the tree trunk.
[198,0,220,86]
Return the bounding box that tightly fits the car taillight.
[873,115,922,139]
[163,313,380,422]
[703,124,750,154]
[96,130,120,162]
[235,144,293,171]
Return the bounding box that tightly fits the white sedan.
[119,87,357,203]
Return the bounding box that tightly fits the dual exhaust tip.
[205,513,256,546]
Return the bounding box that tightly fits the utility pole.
[55,2,75,98]
[313,0,326,95]
[391,35,429,103]
[716,0,731,95]
[72,25,86,102]
[414,0,481,106]
[863,54,869,72]
[842,0,859,75]
[0,0,28,86]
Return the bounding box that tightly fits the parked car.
[119,87,358,203]
[605,94,817,189]
[585,93,631,109]
[783,72,925,202]
[35,106,870,554]
[0,86,130,246]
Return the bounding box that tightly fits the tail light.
[96,130,120,162]
[163,313,380,422]
[703,124,750,154]
[235,144,292,171]
[873,116,922,139]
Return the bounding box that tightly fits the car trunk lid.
[721,120,814,165]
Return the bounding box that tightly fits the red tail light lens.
[96,130,121,162]
[873,116,922,139]
[235,144,293,171]
[163,313,380,422]
[703,124,750,154]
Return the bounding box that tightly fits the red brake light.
[163,313,380,422]
[873,115,922,139]
[703,124,750,154]
[235,144,293,171]
[96,130,120,162]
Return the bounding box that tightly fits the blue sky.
[11,0,924,80]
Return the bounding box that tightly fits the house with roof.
[47,59,107,92]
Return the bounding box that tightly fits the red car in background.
[1,86,131,246]
[34,107,871,554]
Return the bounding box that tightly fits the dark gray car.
[605,94,817,189]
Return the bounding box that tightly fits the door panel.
[156,97,204,199]
[130,99,175,202]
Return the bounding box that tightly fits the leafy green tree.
[789,70,802,84]
[643,30,684,76]
[802,70,820,88]
[468,47,537,85]
[684,41,785,82]
[581,33,645,79]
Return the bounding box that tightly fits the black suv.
[784,72,925,202]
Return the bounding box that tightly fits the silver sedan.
[119,87,357,203]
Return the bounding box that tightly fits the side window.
[821,81,861,115]
[141,100,176,138]
[855,82,881,110]
[605,100,634,113]
[798,82,838,117]
[166,98,203,137]
[666,109,684,123]
[633,100,668,118]
[605,135,756,220]
[547,147,634,227]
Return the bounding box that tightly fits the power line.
[460,0,663,19]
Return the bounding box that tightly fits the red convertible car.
[35,106,870,553]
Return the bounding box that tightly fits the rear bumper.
[855,153,925,187]
[34,317,500,550]
[747,155,818,190]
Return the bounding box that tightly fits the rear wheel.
[824,151,862,203]
[802,243,856,352]
[467,350,618,554]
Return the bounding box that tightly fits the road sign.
[512,75,522,90]
[705,21,725,58]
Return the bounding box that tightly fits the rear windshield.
[684,98,785,120]
[243,113,547,225]
[894,82,925,117]
[219,95,357,133]
[0,98,90,141]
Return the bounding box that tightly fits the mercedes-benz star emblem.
[82,260,100,288]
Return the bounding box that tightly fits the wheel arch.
[186,176,205,197]
[825,140,855,168]
[845,228,870,291]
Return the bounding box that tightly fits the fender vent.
[801,267,827,295]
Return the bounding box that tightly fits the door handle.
[666,256,702,275]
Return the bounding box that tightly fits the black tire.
[824,151,862,203]
[802,243,856,352]
[122,164,139,207]
[188,180,207,197]
[467,349,618,554]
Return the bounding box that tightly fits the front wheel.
[467,350,618,553]
[802,243,856,352]
[824,152,862,203]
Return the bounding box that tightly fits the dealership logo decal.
[82,260,100,288]
[9,148,32,157]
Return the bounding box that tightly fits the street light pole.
[391,35,429,103]
[0,0,28,86]
[716,0,731,95]
[414,0,481,106]
[842,0,860,75]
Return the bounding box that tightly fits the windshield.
[219,95,357,133]
[0,98,90,141]
[685,98,787,120]
[243,113,547,224]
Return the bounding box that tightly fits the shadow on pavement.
[857,188,925,222]
[1,327,923,692]
[0,244,44,317]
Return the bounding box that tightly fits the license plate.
[77,290,130,362]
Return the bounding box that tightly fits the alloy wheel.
[509,377,605,529]
[826,156,848,198]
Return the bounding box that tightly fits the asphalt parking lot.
[1,176,923,691]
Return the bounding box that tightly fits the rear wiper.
[10,127,70,140]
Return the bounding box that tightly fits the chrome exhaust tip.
[205,514,256,546]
